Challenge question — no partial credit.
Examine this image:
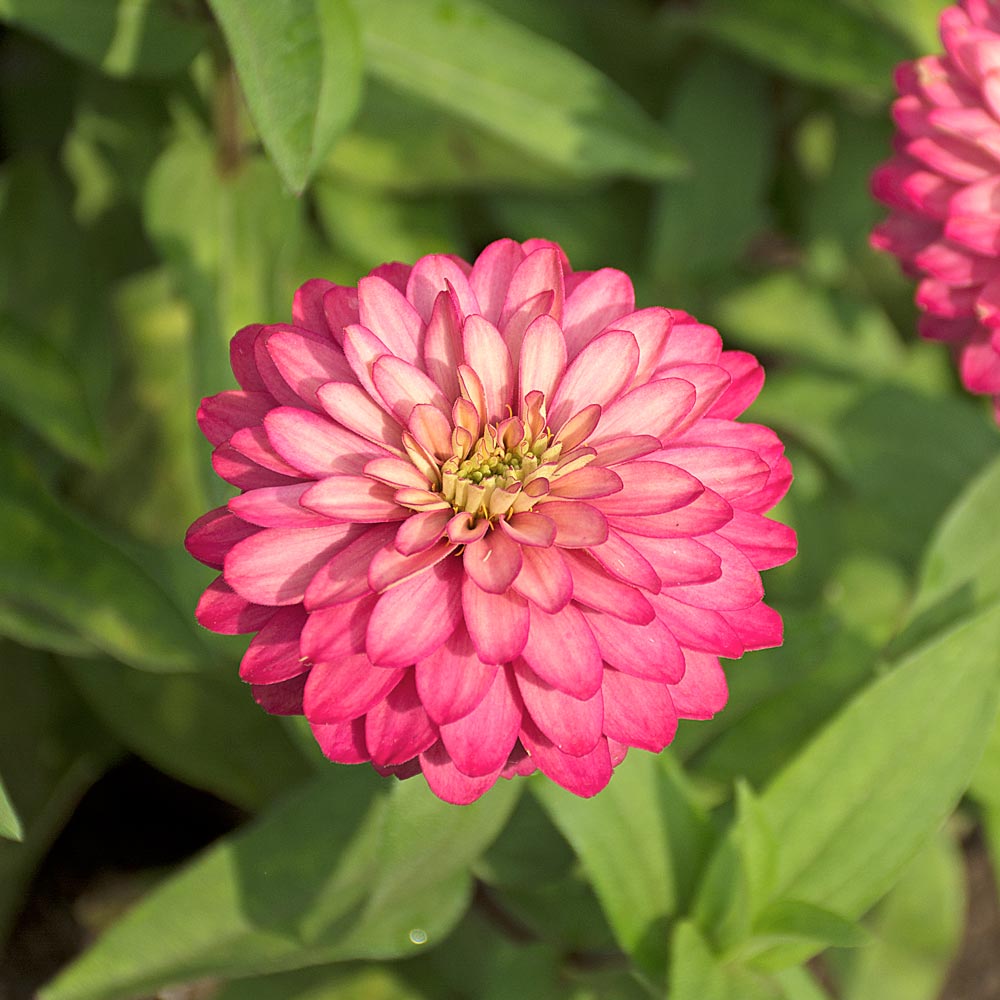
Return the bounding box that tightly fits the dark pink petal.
[370,261,413,292]
[500,510,556,547]
[185,507,259,569]
[211,444,304,490]
[502,745,536,778]
[463,314,515,421]
[230,426,307,479]
[230,324,268,391]
[439,665,522,776]
[310,716,368,764]
[365,672,438,767]
[304,654,404,723]
[470,238,525,324]
[462,578,530,664]
[422,290,463,401]
[224,524,354,606]
[368,538,457,592]
[594,461,703,517]
[251,674,307,715]
[196,577,274,634]
[301,592,378,662]
[667,535,763,611]
[420,742,503,804]
[197,390,274,446]
[601,668,678,753]
[581,608,685,682]
[650,594,744,658]
[518,314,567,405]
[372,355,451,425]
[640,535,723,587]
[229,484,334,528]
[717,510,798,571]
[535,499,608,547]
[706,352,765,419]
[253,326,325,409]
[394,508,451,555]
[548,466,622,500]
[239,605,309,684]
[670,649,728,719]
[594,378,696,444]
[415,628,500,725]
[521,602,602,698]
[562,550,655,624]
[293,278,339,334]
[561,268,636,359]
[724,600,784,651]
[300,476,407,523]
[357,275,423,366]
[265,329,355,407]
[342,323,394,403]
[406,253,479,323]
[519,718,612,797]
[315,381,405,454]
[548,330,639,431]
[958,326,1000,391]
[588,528,660,592]
[462,528,523,593]
[514,659,604,756]
[322,284,360,345]
[366,558,463,667]
[512,544,573,614]
[304,523,394,608]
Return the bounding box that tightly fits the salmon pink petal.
[301,593,378,663]
[416,629,499,725]
[420,742,503,804]
[407,403,453,460]
[535,500,608,548]
[365,672,437,767]
[228,484,333,528]
[463,528,522,593]
[500,510,556,547]
[265,408,385,477]
[519,718,612,797]
[311,717,368,764]
[561,268,636,359]
[198,390,273,446]
[300,476,407,523]
[548,329,639,430]
[514,659,604,756]
[239,605,309,684]
[601,669,678,752]
[304,524,394,608]
[185,507,259,568]
[463,579,530,664]
[547,466,622,500]
[439,665,522,776]
[511,544,573,614]
[521,602,602,698]
[518,314,567,404]
[670,649,728,718]
[394,508,451,555]
[366,559,463,667]
[562,550,655,624]
[357,275,423,365]
[304,654,405,723]
[463,315,515,421]
[406,253,479,323]
[195,578,273,634]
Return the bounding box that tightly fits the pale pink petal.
[588,528,660,592]
[593,378,696,443]
[469,238,525,324]
[415,628,500,725]
[265,407,386,477]
[304,524,394,609]
[462,528,523,593]
[517,314,567,405]
[300,476,407,523]
[562,550,655,624]
[195,578,273,634]
[366,558,463,667]
[548,330,639,431]
[357,275,423,365]
[593,461,703,516]
[229,484,334,528]
[311,717,368,764]
[534,499,608,547]
[463,578,530,664]
[303,653,405,723]
[301,592,378,662]
[500,510,556,547]
[225,525,354,606]
[185,507,258,569]
[239,605,309,684]
[420,742,503,804]
[365,672,438,767]
[394,508,451,555]
[406,253,479,323]
[521,602,603,698]
[422,290,463,401]
[670,649,728,719]
[316,381,405,454]
[368,539,457,592]
[581,608,686,682]
[500,246,565,345]
[519,719,612,797]
[463,315,515,421]
[265,329,354,407]
[601,668,678,753]
[198,390,273,446]
[561,268,635,359]
[552,404,602,451]
[514,659,604,756]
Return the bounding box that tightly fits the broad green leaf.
[0,314,103,465]
[745,900,869,966]
[661,0,910,97]
[0,772,22,842]
[207,0,363,192]
[354,0,685,181]
[41,774,518,1000]
[64,658,311,812]
[0,0,206,77]
[213,964,430,1000]
[534,752,711,974]
[971,707,1000,808]
[759,604,1000,924]
[0,441,210,671]
[834,829,964,1000]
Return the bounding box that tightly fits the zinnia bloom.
[186,239,795,804]
[871,0,1000,422]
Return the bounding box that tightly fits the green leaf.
[0,772,22,842]
[662,0,910,97]
[534,752,711,974]
[64,658,311,812]
[208,0,363,192]
[0,314,104,465]
[0,0,207,77]
[746,900,870,966]
[353,0,685,181]
[41,774,519,1000]
[212,963,431,1000]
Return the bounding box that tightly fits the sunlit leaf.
[0,772,22,842]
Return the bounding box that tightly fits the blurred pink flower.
[872,0,1000,422]
[186,239,795,804]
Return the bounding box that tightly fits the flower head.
[872,0,1000,422]
[186,239,795,804]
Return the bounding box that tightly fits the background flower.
[186,239,796,804]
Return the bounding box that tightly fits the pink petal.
[310,717,368,764]
[368,539,457,592]
[534,499,608,547]
[518,314,567,406]
[519,718,612,797]
[322,284,360,346]
[512,544,573,613]
[609,307,673,386]
[406,253,478,323]
[300,592,378,662]
[500,510,556,547]
[469,238,525,324]
[610,485,733,539]
[601,668,678,753]
[229,324,268,392]
[594,461,703,517]
[594,378,696,443]
[547,466,622,500]
[185,507,259,569]
[293,278,338,334]
[342,323,394,403]
[561,268,635,359]
[303,653,405,723]
[420,742,503,804]
[462,528,523,593]
[372,354,451,425]
[229,483,334,528]
[197,390,273,446]
[590,435,662,467]
[238,605,309,684]
[521,602,603,698]
[514,659,604,756]
[394,508,451,555]
[639,535,723,587]
[581,608,686,682]
[650,593,744,658]
[253,326,324,410]
[422,290,463,402]
[304,523,394,608]
[663,445,770,502]
[316,381,405,454]
[464,314,515,422]
[439,665,523,776]
[552,404,602,451]
[724,600,784,651]
[588,528,660,592]
[707,352,765,419]
[408,403,453,460]
[415,628,500,725]
[265,329,354,408]
[716,510,797,571]
[211,444,304,491]
[225,524,355,606]
[265,407,386,477]
[548,330,639,431]
[462,578,530,664]
[357,275,423,366]
[365,456,429,491]
[195,577,274,634]
[365,672,438,767]
[500,247,565,347]
[230,425,307,479]
[300,476,407,522]
[670,649,728,719]
[251,674,307,715]
[366,558,463,667]
[562,550,654,624]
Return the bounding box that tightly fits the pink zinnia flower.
[186,239,795,804]
[871,0,1000,422]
